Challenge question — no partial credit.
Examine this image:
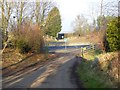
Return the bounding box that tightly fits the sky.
[53,0,117,33]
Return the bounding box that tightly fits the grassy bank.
[76,49,119,88]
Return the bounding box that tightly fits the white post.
[64,38,67,53]
[65,41,67,51]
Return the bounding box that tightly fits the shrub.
[16,38,31,53]
[94,48,103,55]
[26,24,44,53]
[106,17,120,52]
[11,22,44,53]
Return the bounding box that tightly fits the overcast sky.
[53,0,118,33]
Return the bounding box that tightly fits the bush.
[94,48,103,55]
[106,17,120,52]
[11,22,44,53]
[17,39,31,53]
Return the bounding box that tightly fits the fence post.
[81,47,84,57]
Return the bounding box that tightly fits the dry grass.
[2,48,58,76]
[97,52,119,82]
[68,31,103,44]
[77,49,119,88]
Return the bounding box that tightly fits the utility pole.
[100,0,103,16]
[100,0,104,31]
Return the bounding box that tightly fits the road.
[3,48,81,88]
[47,41,91,53]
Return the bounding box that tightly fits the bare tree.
[0,0,55,54]
[0,0,14,54]
[89,2,99,32]
[103,1,118,16]
[33,0,54,27]
[97,0,118,52]
[73,15,89,36]
[0,1,32,54]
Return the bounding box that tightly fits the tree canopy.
[44,7,62,37]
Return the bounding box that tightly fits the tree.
[44,7,61,37]
[97,15,107,30]
[33,0,54,27]
[96,15,118,52]
[88,2,101,31]
[0,0,55,54]
[97,0,118,31]
[73,15,89,36]
[0,1,14,54]
[103,1,118,16]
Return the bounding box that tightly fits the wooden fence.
[80,44,99,57]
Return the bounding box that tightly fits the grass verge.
[76,49,118,88]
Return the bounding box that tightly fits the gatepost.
[64,38,68,53]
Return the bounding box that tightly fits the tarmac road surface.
[3,49,80,88]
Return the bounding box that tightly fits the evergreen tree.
[106,17,120,52]
[44,7,62,37]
